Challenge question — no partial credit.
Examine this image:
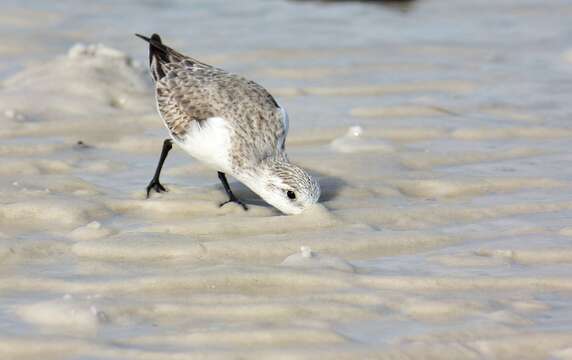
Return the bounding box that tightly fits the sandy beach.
[1,0,572,358]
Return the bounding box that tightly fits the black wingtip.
[136,33,168,81]
[135,33,163,44]
[135,33,150,42]
[150,33,162,43]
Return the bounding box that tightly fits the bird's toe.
[146,180,168,198]
[219,198,248,211]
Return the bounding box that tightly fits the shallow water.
[2,0,572,358]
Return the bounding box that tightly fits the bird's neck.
[234,156,285,191]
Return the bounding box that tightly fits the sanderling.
[135,34,320,214]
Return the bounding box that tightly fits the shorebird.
[136,34,320,214]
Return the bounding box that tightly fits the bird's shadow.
[217,170,347,208]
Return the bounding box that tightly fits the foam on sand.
[0,42,153,142]
[330,126,395,153]
[281,246,356,272]
[14,296,104,335]
[68,221,114,241]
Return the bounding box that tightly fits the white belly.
[175,117,232,173]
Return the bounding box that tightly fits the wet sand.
[1,0,572,359]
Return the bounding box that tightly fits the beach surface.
[1,0,572,358]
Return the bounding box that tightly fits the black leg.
[218,172,248,210]
[146,139,173,198]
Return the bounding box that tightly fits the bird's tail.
[135,33,185,81]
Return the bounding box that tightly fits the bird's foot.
[146,179,167,198]
[219,197,248,211]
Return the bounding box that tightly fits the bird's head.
[240,159,320,215]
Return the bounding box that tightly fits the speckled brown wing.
[155,60,287,163]
[155,61,218,139]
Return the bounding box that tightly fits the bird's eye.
[286,190,296,200]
